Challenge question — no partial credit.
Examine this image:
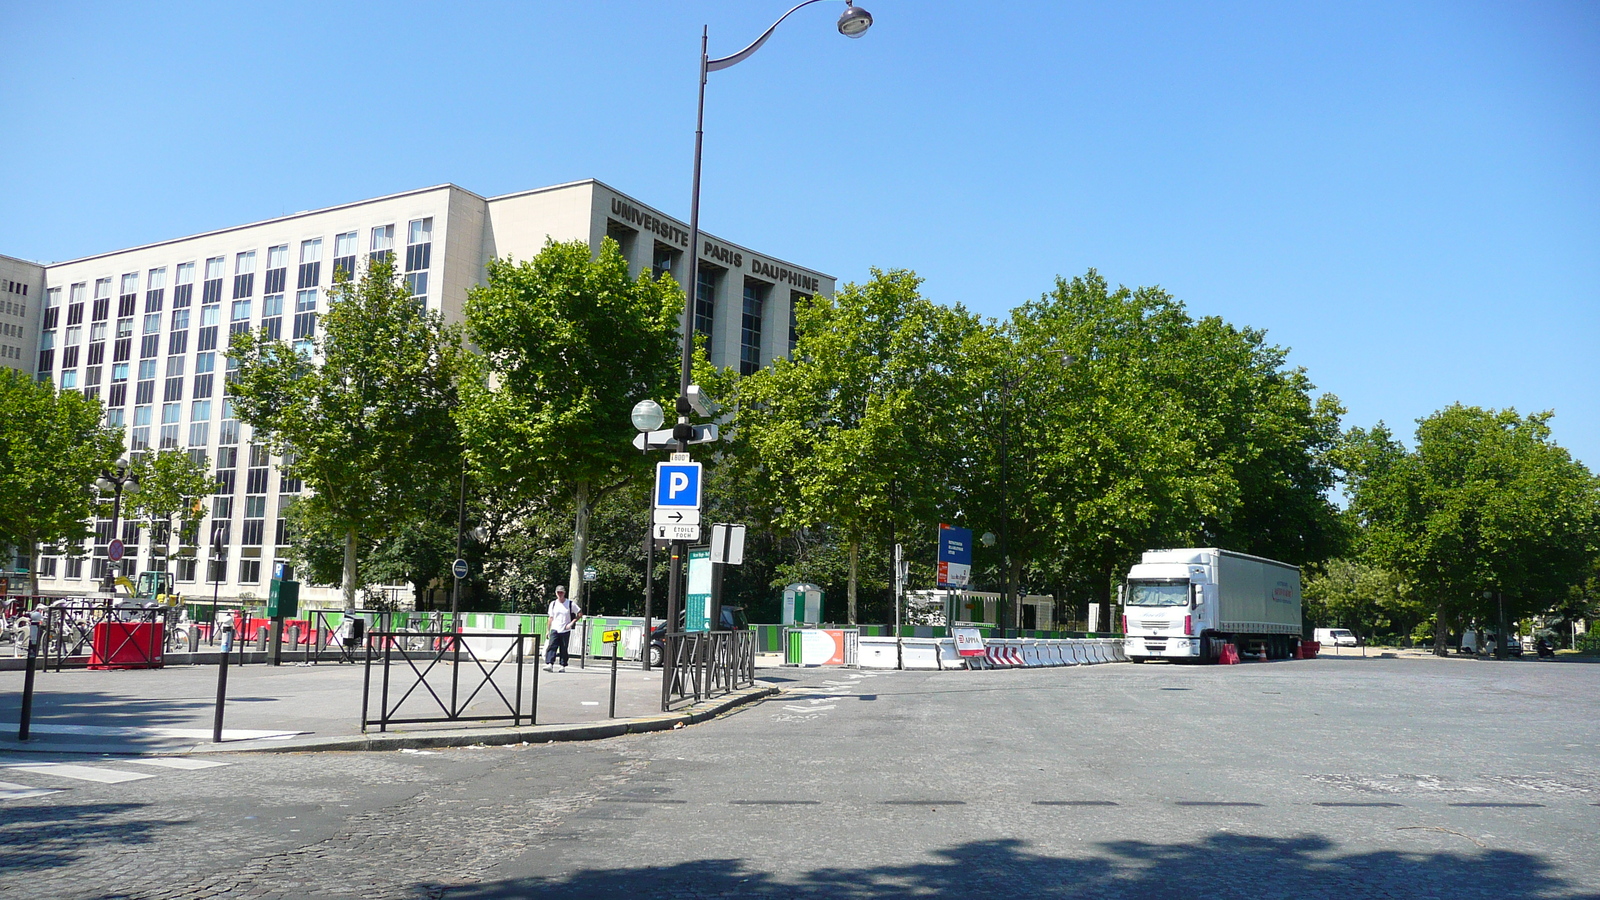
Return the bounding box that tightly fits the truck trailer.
[1121,548,1303,663]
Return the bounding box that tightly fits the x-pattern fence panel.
[361,630,540,733]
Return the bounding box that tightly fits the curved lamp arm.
[707,0,824,72]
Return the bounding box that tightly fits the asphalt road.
[2,654,1596,899]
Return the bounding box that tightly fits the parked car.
[1314,628,1358,648]
[1458,630,1523,657]
[648,606,750,667]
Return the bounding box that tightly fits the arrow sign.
[633,424,720,450]
[653,508,701,526]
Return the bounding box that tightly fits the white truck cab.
[1122,548,1302,663]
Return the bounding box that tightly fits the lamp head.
[981,532,997,548]
[95,476,115,492]
[631,399,665,433]
[837,1,872,38]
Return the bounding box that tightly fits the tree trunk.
[342,527,358,610]
[1432,599,1450,657]
[25,532,38,596]
[847,540,859,625]
[568,479,591,604]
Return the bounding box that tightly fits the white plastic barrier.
[858,636,900,669]
[936,638,966,670]
[1092,641,1110,663]
[1113,641,1129,662]
[1021,643,1042,667]
[901,638,943,670]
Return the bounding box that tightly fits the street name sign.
[654,523,700,541]
[451,558,468,579]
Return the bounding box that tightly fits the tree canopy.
[228,256,464,608]
[0,368,124,594]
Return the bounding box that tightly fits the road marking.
[0,780,62,800]
[124,757,231,771]
[0,722,306,741]
[1034,800,1119,806]
[782,704,835,712]
[4,763,157,784]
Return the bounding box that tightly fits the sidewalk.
[0,653,775,756]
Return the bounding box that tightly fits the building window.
[789,291,808,357]
[370,224,394,263]
[233,251,256,299]
[740,280,769,377]
[264,245,288,294]
[261,294,283,340]
[333,232,357,280]
[145,267,167,312]
[230,299,252,337]
[174,262,195,308]
[93,277,112,322]
[44,287,61,329]
[298,239,322,289]
[198,304,220,352]
[132,404,152,450]
[238,559,261,584]
[605,220,638,262]
[694,266,719,341]
[189,399,211,447]
[242,494,267,546]
[405,218,432,298]
[119,273,139,317]
[202,257,225,305]
[293,290,317,340]
[652,243,680,282]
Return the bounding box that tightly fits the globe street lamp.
[632,400,665,669]
[668,0,872,693]
[95,457,140,595]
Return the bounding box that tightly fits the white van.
[1314,628,1358,647]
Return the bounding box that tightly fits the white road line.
[782,704,836,712]
[0,780,62,800]
[124,758,230,771]
[4,763,157,784]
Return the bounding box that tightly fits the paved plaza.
[1,653,1597,899]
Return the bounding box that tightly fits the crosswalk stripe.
[0,780,63,800]
[3,763,158,784]
[124,757,230,770]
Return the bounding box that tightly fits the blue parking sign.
[655,462,703,509]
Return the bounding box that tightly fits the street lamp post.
[668,0,872,695]
[632,399,665,670]
[95,457,140,595]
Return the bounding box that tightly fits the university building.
[7,179,832,605]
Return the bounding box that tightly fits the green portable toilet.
[781,582,823,626]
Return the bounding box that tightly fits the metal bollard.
[214,625,234,743]
[188,626,201,653]
[18,613,42,741]
[255,628,268,653]
[288,625,301,661]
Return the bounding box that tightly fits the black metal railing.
[660,629,756,711]
[361,630,538,733]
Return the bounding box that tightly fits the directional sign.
[653,508,701,526]
[452,558,468,579]
[654,462,703,509]
[108,539,125,563]
[654,523,701,542]
[601,629,621,644]
[583,565,598,582]
[633,424,720,451]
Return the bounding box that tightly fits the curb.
[185,685,779,755]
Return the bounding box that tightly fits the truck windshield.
[1126,580,1189,607]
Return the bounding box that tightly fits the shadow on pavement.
[422,834,1599,899]
[0,802,169,872]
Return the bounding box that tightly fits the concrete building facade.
[14,179,832,605]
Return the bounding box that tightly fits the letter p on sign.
[655,462,703,509]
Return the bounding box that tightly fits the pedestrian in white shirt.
[544,586,582,672]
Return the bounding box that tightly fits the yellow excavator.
[113,570,184,607]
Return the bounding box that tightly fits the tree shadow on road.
[0,802,165,873]
[422,832,1598,899]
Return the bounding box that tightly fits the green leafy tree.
[731,269,984,623]
[126,448,212,571]
[1343,405,1600,655]
[228,257,464,608]
[0,368,124,594]
[1302,558,1425,644]
[457,238,680,602]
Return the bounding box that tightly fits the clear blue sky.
[3,1,1596,469]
